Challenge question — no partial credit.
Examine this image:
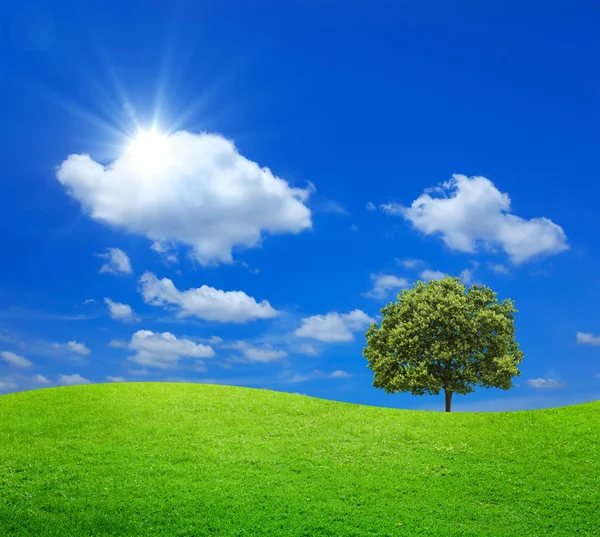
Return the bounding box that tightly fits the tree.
[363,275,523,412]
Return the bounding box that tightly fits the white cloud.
[230,341,288,363]
[279,369,352,383]
[363,273,409,299]
[53,340,91,355]
[83,298,96,304]
[104,298,137,322]
[331,370,352,378]
[126,330,215,369]
[396,258,424,269]
[0,376,18,392]
[419,269,446,281]
[297,343,318,356]
[487,262,510,275]
[139,271,279,323]
[0,351,33,368]
[106,376,126,382]
[67,340,90,355]
[33,374,51,384]
[576,332,600,346]
[459,262,480,285]
[56,130,313,266]
[98,248,132,275]
[151,242,179,264]
[317,199,349,215]
[366,201,376,211]
[386,174,568,264]
[57,374,91,386]
[294,309,376,342]
[527,378,564,389]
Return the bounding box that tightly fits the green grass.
[0,383,598,536]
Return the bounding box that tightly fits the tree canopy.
[363,276,524,412]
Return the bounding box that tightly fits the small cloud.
[229,341,288,363]
[0,376,18,393]
[363,273,409,299]
[297,343,318,356]
[57,373,91,386]
[1,351,33,368]
[460,261,480,285]
[207,336,224,345]
[395,258,424,269]
[108,339,128,348]
[104,298,137,322]
[295,309,376,343]
[67,340,90,355]
[33,374,51,384]
[151,241,179,264]
[487,262,510,275]
[576,332,600,346]
[106,376,126,382]
[379,203,403,215]
[278,369,351,383]
[366,202,376,211]
[240,261,260,274]
[330,370,351,378]
[83,299,96,305]
[419,269,446,281]
[350,224,359,232]
[317,199,349,215]
[527,378,564,389]
[98,248,132,275]
[126,330,214,369]
[139,271,279,323]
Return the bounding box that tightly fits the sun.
[126,127,169,174]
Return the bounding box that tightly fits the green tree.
[363,275,524,412]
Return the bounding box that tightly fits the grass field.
[0,382,598,536]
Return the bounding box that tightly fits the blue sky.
[0,0,598,411]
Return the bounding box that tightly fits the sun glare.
[126,127,169,174]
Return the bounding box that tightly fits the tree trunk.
[444,390,453,412]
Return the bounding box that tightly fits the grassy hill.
[0,382,598,536]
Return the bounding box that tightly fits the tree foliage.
[363,276,524,411]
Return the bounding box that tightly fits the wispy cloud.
[97,248,133,275]
[53,340,91,355]
[576,332,600,346]
[0,351,33,368]
[395,258,424,269]
[363,273,409,299]
[0,307,97,321]
[527,378,565,389]
[57,373,91,386]
[419,269,446,281]
[228,341,288,364]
